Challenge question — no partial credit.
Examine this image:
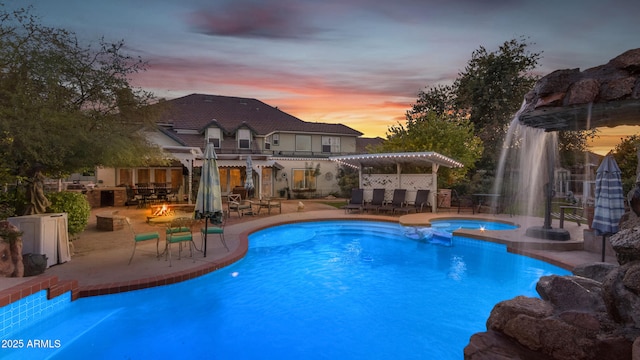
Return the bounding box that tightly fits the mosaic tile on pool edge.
[1,290,72,339]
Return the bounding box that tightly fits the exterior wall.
[270,158,341,198]
[94,128,359,200]
[340,136,357,153]
[96,167,117,187]
[273,133,296,153]
[266,133,358,156]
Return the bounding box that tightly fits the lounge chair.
[362,188,385,213]
[344,188,364,213]
[378,189,406,214]
[126,217,160,265]
[394,189,430,214]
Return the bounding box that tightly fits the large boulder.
[536,275,606,313]
[465,271,637,359]
[573,262,618,282]
[610,227,640,264]
[602,261,640,327]
[519,48,640,131]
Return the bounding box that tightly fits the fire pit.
[146,203,197,224]
[151,203,174,217]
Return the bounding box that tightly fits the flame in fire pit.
[153,204,171,216]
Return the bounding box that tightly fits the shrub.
[46,191,91,237]
[0,191,18,220]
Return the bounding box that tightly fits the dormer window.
[237,129,251,149]
[207,128,221,148]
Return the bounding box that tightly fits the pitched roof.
[356,137,385,153]
[158,93,363,137]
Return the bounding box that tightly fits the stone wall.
[85,187,127,208]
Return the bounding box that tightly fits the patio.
[0,200,615,305]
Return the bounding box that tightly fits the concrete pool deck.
[0,200,617,306]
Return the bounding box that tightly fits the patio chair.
[394,189,430,215]
[378,189,406,214]
[200,212,228,252]
[125,217,161,265]
[228,193,254,217]
[165,217,196,266]
[343,188,364,213]
[362,188,385,213]
[125,186,140,208]
[450,189,474,213]
[257,197,282,215]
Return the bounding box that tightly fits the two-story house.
[96,93,367,200]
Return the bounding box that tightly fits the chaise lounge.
[344,188,364,213]
[394,189,430,214]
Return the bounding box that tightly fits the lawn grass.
[319,200,347,209]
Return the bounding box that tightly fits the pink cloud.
[186,1,320,39]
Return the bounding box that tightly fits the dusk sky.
[8,0,640,155]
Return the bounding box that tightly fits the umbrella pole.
[601,234,607,262]
[204,217,209,257]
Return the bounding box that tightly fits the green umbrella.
[194,142,223,257]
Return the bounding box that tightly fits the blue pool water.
[4,220,568,359]
[403,219,518,244]
[430,218,518,232]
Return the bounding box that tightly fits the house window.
[292,168,317,190]
[207,128,221,148]
[264,137,271,150]
[136,169,150,186]
[238,129,251,149]
[272,133,279,146]
[322,136,340,153]
[119,169,132,186]
[219,168,242,193]
[295,135,311,151]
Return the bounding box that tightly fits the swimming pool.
[4,220,568,359]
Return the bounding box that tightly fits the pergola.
[330,152,464,212]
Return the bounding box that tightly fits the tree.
[0,6,167,185]
[454,37,541,169]
[612,134,640,194]
[410,84,462,118]
[373,109,483,186]
[557,128,599,168]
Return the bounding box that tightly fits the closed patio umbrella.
[245,155,254,198]
[591,155,626,262]
[194,142,223,257]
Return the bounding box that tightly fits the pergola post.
[432,163,439,212]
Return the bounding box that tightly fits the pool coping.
[0,213,593,308]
